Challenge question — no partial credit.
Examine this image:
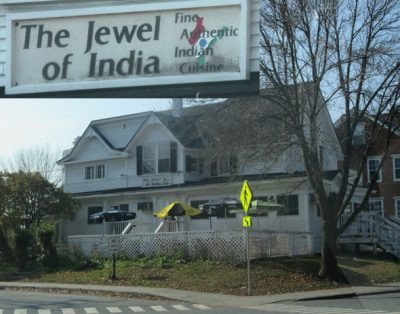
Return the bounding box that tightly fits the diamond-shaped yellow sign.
[240,180,253,213]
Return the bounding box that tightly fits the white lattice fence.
[69,230,314,263]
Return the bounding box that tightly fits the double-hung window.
[367,156,382,182]
[143,145,156,174]
[395,198,400,218]
[393,155,400,181]
[158,143,170,173]
[369,198,384,216]
[353,123,365,145]
[85,166,94,180]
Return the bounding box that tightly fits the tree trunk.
[319,219,347,282]
[0,227,12,261]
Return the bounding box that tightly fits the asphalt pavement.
[1,281,400,308]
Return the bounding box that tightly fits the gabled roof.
[57,125,128,164]
[59,94,334,164]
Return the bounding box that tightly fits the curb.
[1,281,400,307]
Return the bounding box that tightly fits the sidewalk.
[1,281,400,308]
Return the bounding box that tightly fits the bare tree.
[0,144,63,185]
[260,0,400,280]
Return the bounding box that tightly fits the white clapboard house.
[57,96,345,244]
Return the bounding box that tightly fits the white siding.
[95,116,147,149]
[63,181,311,237]
[74,137,113,161]
[0,0,259,88]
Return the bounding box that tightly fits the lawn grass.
[11,252,397,296]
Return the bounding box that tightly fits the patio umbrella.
[200,198,241,230]
[153,201,202,218]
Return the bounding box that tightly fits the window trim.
[352,122,365,145]
[392,155,400,181]
[394,197,400,218]
[84,163,106,180]
[138,142,176,175]
[369,197,384,216]
[367,156,382,183]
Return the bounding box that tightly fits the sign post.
[240,180,253,296]
[108,236,120,280]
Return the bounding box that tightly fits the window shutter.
[185,155,191,172]
[136,145,143,175]
[230,155,238,174]
[211,160,218,176]
[170,142,177,172]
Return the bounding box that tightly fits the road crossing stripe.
[129,306,145,312]
[1,304,214,314]
[150,305,168,312]
[172,305,190,311]
[252,304,390,314]
[192,304,211,310]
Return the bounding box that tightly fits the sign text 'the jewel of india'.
[7,2,247,94]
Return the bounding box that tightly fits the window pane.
[137,202,153,211]
[143,145,155,159]
[119,204,129,211]
[143,160,155,174]
[158,143,170,173]
[369,199,383,216]
[394,158,400,180]
[96,165,105,178]
[277,194,299,215]
[85,166,94,180]
[158,158,170,173]
[158,143,170,159]
[368,159,381,181]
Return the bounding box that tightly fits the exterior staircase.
[339,213,400,258]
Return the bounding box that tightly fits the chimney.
[171,98,183,118]
[72,136,81,146]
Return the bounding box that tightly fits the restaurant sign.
[6,0,249,94]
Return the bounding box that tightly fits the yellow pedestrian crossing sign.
[243,215,252,228]
[240,180,253,213]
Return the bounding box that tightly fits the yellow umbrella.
[153,201,202,219]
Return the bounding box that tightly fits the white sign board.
[6,0,249,94]
[108,236,120,254]
[142,175,172,187]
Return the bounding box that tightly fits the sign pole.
[246,227,251,296]
[112,253,117,280]
[240,180,253,296]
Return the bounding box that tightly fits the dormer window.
[137,142,177,175]
[122,123,127,129]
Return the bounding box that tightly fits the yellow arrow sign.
[240,180,253,213]
[243,215,252,228]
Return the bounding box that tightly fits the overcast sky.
[0,98,171,163]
